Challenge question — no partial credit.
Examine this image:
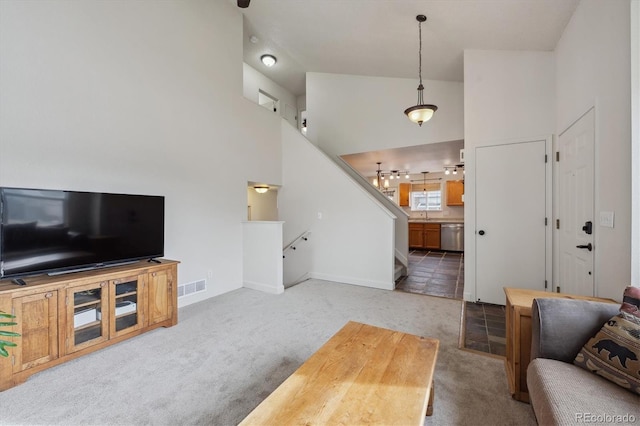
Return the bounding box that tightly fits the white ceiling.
[341,139,464,177]
[236,0,580,177]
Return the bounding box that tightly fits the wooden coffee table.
[239,321,440,425]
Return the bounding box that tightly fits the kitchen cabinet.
[446,180,464,206]
[409,223,425,248]
[399,183,410,207]
[425,224,441,249]
[409,223,441,249]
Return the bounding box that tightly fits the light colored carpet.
[1,280,535,425]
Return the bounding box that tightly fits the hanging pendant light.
[404,15,437,126]
[422,172,428,195]
[373,162,382,188]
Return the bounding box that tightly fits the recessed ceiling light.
[261,54,277,67]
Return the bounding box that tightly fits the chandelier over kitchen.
[372,162,410,190]
[404,15,438,126]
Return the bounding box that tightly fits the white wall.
[242,221,284,294]
[555,0,632,300]
[243,63,298,129]
[463,50,556,302]
[0,0,282,305]
[306,73,464,157]
[279,121,397,290]
[464,51,556,143]
[335,157,409,269]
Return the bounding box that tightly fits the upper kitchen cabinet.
[398,183,410,207]
[446,180,464,206]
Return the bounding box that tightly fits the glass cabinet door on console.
[67,281,108,353]
[109,275,145,338]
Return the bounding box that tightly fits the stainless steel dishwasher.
[440,223,464,251]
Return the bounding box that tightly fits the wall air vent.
[178,279,206,298]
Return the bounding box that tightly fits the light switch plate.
[599,211,614,228]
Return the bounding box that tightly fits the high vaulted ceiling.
[238,0,579,96]
[236,0,580,177]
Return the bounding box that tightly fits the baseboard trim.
[309,272,394,291]
[243,280,284,294]
[284,272,311,288]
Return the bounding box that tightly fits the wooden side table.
[503,287,616,403]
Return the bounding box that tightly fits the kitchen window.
[410,189,442,211]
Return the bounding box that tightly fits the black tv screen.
[0,187,164,279]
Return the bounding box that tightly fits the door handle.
[576,243,593,251]
[478,230,485,236]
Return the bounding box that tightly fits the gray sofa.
[527,298,640,425]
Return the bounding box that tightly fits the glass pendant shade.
[405,104,437,126]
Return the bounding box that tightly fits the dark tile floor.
[395,249,506,356]
[463,301,506,356]
[395,250,464,299]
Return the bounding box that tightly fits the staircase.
[395,259,407,283]
[279,120,406,291]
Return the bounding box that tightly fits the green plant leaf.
[0,310,19,357]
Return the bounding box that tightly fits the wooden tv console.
[0,259,178,391]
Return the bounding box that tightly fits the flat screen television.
[0,187,164,279]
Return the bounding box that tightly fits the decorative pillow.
[574,313,640,395]
[620,286,640,324]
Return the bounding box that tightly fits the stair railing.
[283,231,311,258]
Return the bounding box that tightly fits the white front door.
[557,109,595,296]
[476,139,550,305]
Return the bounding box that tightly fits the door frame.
[466,135,553,303]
